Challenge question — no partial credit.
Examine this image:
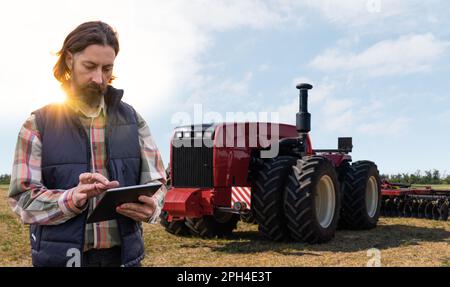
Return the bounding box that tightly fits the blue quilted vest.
[30,86,144,267]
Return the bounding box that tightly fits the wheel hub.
[315,175,336,228]
[366,176,379,218]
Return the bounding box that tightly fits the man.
[8,21,167,267]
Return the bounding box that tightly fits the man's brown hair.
[53,21,119,87]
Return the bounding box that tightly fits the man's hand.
[116,195,158,223]
[72,173,120,208]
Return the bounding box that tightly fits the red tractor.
[161,83,382,243]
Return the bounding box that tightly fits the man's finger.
[77,183,96,194]
[120,203,146,214]
[105,181,120,189]
[93,182,111,191]
[138,195,157,207]
[119,203,152,216]
[90,173,110,185]
[79,173,93,184]
[78,183,107,198]
[116,207,145,222]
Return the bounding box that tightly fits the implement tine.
[417,200,427,218]
[439,201,449,221]
[380,198,386,217]
[424,201,434,220]
[432,201,441,220]
[411,200,419,218]
[403,200,412,218]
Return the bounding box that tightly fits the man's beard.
[71,75,107,106]
[71,63,108,106]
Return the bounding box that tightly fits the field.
[412,184,450,190]
[1,184,449,267]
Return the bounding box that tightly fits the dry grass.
[0,185,31,266]
[1,185,449,267]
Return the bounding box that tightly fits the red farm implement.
[380,180,449,221]
[160,83,382,243]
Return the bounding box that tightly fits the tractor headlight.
[175,132,183,138]
[183,132,191,138]
[194,131,203,138]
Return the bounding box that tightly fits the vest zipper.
[88,117,100,249]
[72,113,91,267]
[89,117,96,174]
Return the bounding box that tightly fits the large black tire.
[159,211,191,236]
[284,156,341,243]
[340,161,382,230]
[252,156,297,241]
[185,211,240,238]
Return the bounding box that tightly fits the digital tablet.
[86,182,162,224]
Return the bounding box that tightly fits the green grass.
[1,186,449,267]
[412,184,450,191]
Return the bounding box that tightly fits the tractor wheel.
[159,211,191,236]
[340,161,382,230]
[185,211,240,238]
[252,156,297,242]
[284,156,341,243]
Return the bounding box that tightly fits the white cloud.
[323,99,354,115]
[435,110,450,126]
[274,79,337,124]
[275,76,417,136]
[186,72,255,113]
[290,0,450,34]
[323,111,355,132]
[291,77,335,105]
[357,117,411,135]
[280,0,409,28]
[258,64,270,72]
[310,34,449,77]
[177,0,283,31]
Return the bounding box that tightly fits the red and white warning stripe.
[231,187,251,209]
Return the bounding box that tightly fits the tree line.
[0,174,11,185]
[381,170,450,185]
[1,170,449,185]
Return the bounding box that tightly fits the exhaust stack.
[296,83,313,134]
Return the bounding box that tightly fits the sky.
[0,0,449,176]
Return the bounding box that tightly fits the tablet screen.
[86,182,162,224]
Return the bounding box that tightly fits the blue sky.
[1,0,449,176]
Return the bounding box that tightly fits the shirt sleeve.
[8,114,86,225]
[135,111,168,223]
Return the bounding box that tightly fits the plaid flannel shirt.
[8,96,167,251]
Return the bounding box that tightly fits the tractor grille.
[172,140,214,188]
